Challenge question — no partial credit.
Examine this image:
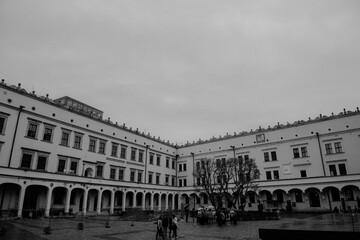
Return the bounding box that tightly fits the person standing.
[168,216,173,239]
[185,207,189,222]
[171,214,178,239]
[162,216,168,236]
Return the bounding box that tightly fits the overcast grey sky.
[1,0,359,145]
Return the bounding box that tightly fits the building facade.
[0,81,359,218]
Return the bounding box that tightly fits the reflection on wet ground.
[276,213,360,232]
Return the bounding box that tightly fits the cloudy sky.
[1,0,359,145]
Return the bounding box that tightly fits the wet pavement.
[1,213,358,240]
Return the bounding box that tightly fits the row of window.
[19,151,178,185]
[23,119,176,168]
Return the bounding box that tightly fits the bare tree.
[193,157,260,211]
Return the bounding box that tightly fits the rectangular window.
[149,153,154,164]
[60,131,70,146]
[70,161,78,174]
[196,162,200,170]
[138,150,144,162]
[339,163,347,175]
[301,147,308,157]
[43,127,53,142]
[329,164,337,176]
[73,134,82,149]
[118,169,124,180]
[137,171,142,183]
[111,143,118,157]
[130,171,135,182]
[148,173,153,184]
[36,156,47,170]
[96,165,103,177]
[273,170,279,179]
[110,168,116,179]
[27,123,38,139]
[183,163,187,171]
[183,178,187,186]
[325,143,333,154]
[165,175,169,185]
[266,171,272,180]
[271,151,277,161]
[166,157,170,168]
[179,179,182,187]
[172,176,175,186]
[58,159,66,172]
[98,141,106,154]
[196,177,201,186]
[89,138,96,152]
[156,155,161,166]
[264,152,270,162]
[334,142,343,153]
[156,174,160,185]
[300,170,307,178]
[179,164,182,172]
[131,148,136,161]
[172,159,175,169]
[293,148,300,158]
[120,145,127,159]
[0,115,7,134]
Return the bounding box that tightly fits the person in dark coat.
[162,216,169,236]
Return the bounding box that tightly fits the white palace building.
[0,80,360,218]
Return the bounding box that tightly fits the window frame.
[26,121,39,139]
[0,112,10,135]
[42,125,54,143]
[60,129,71,147]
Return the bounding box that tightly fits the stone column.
[122,192,126,211]
[97,190,102,214]
[172,195,175,210]
[110,191,115,214]
[64,188,72,215]
[142,193,146,210]
[17,186,26,218]
[150,193,154,211]
[45,187,53,217]
[165,194,169,211]
[82,189,88,216]
[132,192,136,209]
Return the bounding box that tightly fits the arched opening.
[22,185,48,218]
[153,193,160,210]
[308,191,321,207]
[160,194,166,211]
[101,190,111,212]
[168,194,173,210]
[70,188,84,214]
[84,167,94,177]
[145,192,152,210]
[87,189,99,212]
[126,191,134,209]
[114,191,124,211]
[136,192,143,209]
[52,187,67,215]
[0,183,21,217]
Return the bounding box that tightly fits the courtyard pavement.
[0,215,305,240]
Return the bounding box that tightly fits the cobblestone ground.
[1,215,302,240]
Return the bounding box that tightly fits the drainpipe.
[191,153,195,186]
[8,105,25,167]
[175,154,179,186]
[144,145,149,183]
[316,132,326,176]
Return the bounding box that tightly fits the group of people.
[156,214,178,239]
